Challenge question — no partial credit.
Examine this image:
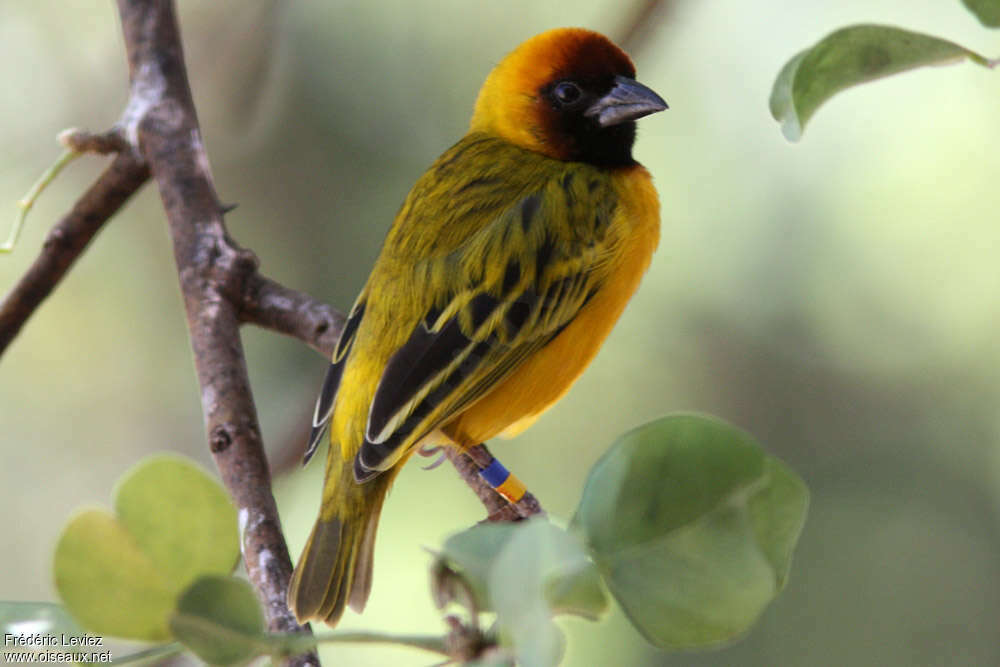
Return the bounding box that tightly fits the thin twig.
[114,1,317,665]
[59,127,130,155]
[1,128,131,255]
[617,0,672,55]
[0,152,149,354]
[2,150,81,253]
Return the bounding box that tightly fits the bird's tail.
[287,448,399,626]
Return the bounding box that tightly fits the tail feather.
[287,516,346,622]
[348,510,380,611]
[287,453,399,626]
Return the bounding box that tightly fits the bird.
[288,26,666,626]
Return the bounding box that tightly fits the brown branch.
[114,1,317,664]
[0,152,148,355]
[237,273,344,358]
[4,2,543,661]
[60,128,130,155]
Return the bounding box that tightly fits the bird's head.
[470,27,667,167]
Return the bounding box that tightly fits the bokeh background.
[2,1,999,665]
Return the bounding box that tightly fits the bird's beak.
[584,75,668,127]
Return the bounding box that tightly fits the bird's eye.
[552,81,582,105]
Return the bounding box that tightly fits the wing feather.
[303,299,366,465]
[355,173,615,476]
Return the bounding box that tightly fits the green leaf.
[462,658,516,667]
[962,0,1000,27]
[770,24,996,141]
[490,520,606,667]
[436,520,608,667]
[437,521,607,619]
[53,510,178,640]
[114,455,240,589]
[53,455,240,640]
[435,522,520,612]
[543,560,607,620]
[169,575,267,666]
[0,602,83,649]
[747,457,810,589]
[572,414,809,650]
[112,642,185,665]
[573,415,765,557]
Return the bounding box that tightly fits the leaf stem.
[112,642,185,664]
[3,149,80,253]
[967,52,1000,68]
[274,630,450,658]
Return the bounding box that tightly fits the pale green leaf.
[436,520,608,667]
[169,575,267,666]
[573,414,809,649]
[53,455,240,641]
[490,520,606,666]
[435,522,520,611]
[53,510,176,640]
[962,0,1000,27]
[770,25,995,140]
[114,455,240,591]
[747,457,810,589]
[0,601,83,648]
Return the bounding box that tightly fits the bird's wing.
[303,298,366,465]
[356,173,618,478]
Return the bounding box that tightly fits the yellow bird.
[289,27,666,625]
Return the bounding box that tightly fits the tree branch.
[114,1,317,664]
[4,3,544,661]
[237,273,344,358]
[0,152,148,355]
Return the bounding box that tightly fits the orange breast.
[443,165,660,446]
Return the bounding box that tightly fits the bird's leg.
[473,452,527,504]
[464,443,544,520]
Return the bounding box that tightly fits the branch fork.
[0,2,547,664]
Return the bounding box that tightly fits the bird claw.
[419,444,448,470]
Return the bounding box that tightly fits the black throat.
[563,118,637,167]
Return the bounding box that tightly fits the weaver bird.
[289,27,666,625]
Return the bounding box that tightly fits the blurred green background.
[2,1,999,665]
